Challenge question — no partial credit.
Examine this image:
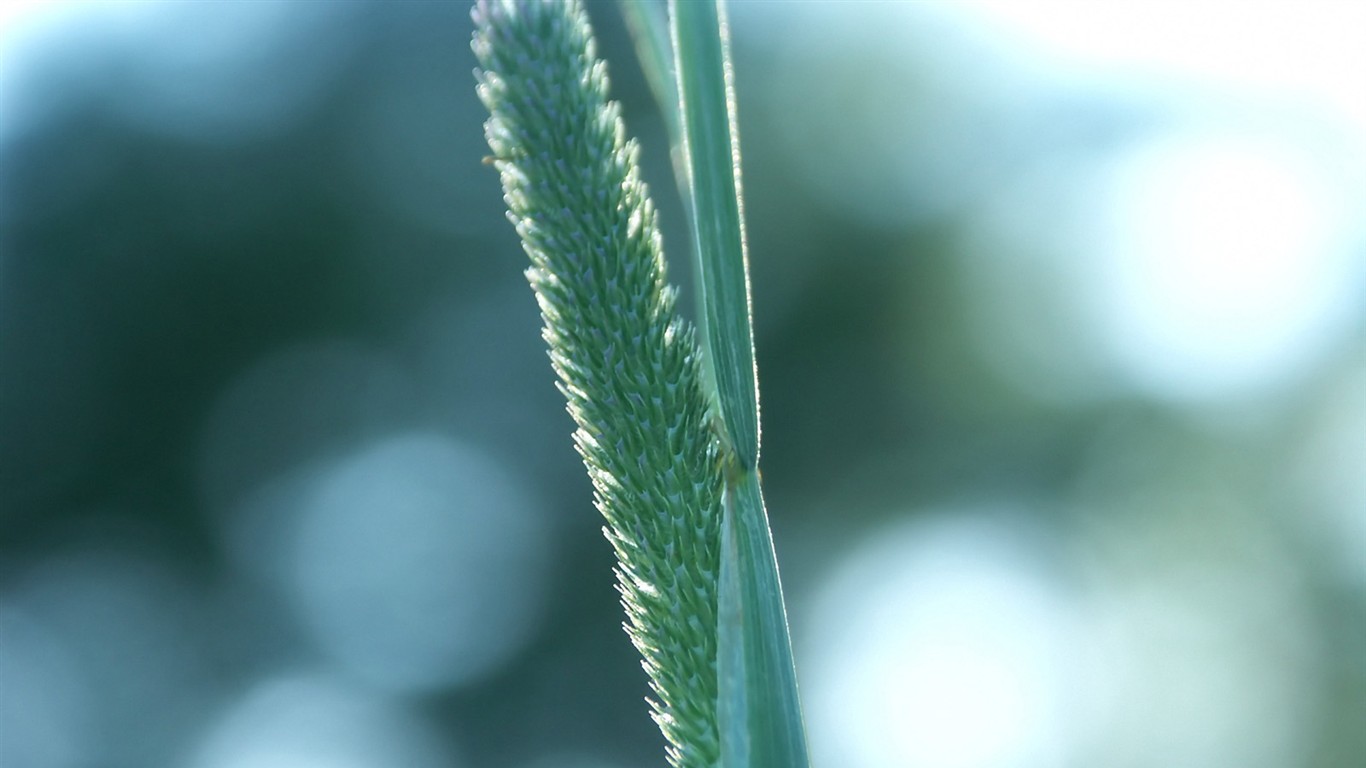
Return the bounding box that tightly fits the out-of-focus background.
[2,1,1363,766]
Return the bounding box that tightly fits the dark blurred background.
[2,2,1364,767]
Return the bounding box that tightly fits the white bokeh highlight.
[3,548,213,768]
[1079,132,1364,403]
[1293,360,1366,586]
[0,605,93,768]
[287,431,551,693]
[1072,494,1324,768]
[803,512,1084,768]
[188,673,456,768]
[952,0,1366,135]
[1,0,357,148]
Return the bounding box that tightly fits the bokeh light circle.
[188,673,457,768]
[802,510,1084,768]
[287,431,551,693]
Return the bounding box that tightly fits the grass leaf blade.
[619,0,680,147]
[721,470,810,767]
[670,0,759,470]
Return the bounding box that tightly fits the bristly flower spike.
[472,2,722,765]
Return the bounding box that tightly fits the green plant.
[472,1,807,765]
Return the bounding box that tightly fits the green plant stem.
[668,2,810,765]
